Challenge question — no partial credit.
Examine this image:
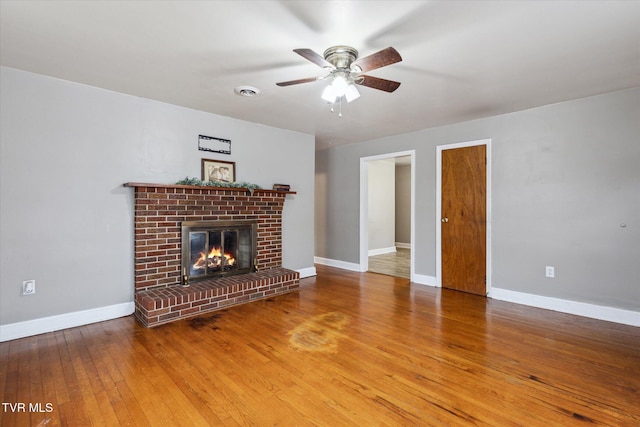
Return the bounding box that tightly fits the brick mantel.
[124,182,296,195]
[124,182,299,326]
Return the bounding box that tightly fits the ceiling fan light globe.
[331,75,349,97]
[345,84,360,103]
[321,85,337,103]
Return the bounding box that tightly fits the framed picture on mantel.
[201,159,236,183]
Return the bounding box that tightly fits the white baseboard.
[0,302,135,342]
[309,262,639,327]
[0,266,316,342]
[314,256,361,272]
[412,274,438,287]
[368,246,397,256]
[14,281,634,343]
[297,266,317,278]
[490,288,640,327]
[395,242,411,249]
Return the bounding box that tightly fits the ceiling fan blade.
[276,76,319,87]
[352,47,402,73]
[355,75,401,93]
[293,48,334,69]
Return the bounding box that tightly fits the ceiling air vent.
[234,86,261,97]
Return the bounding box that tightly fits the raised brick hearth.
[135,267,299,327]
[125,182,299,327]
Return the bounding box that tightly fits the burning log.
[193,246,236,271]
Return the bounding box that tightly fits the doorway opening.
[359,150,415,281]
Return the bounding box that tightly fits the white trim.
[368,246,397,256]
[395,242,411,249]
[360,150,416,280]
[0,302,135,342]
[296,266,317,278]
[490,288,640,327]
[314,256,361,272]
[412,274,438,287]
[359,158,370,272]
[436,139,492,293]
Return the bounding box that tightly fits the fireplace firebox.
[181,220,257,284]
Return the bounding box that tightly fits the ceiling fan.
[276,46,402,114]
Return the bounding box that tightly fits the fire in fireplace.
[181,220,257,284]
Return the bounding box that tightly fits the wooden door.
[441,145,486,295]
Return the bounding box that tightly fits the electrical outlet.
[22,280,36,295]
[545,266,555,278]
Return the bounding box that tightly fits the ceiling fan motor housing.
[323,46,358,70]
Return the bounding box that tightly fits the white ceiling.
[1,1,639,149]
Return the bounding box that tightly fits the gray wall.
[0,67,315,325]
[395,164,411,245]
[368,160,395,252]
[315,88,640,311]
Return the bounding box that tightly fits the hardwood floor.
[2,265,639,426]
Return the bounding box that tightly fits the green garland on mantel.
[176,177,261,191]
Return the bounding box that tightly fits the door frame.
[436,139,492,294]
[359,150,415,281]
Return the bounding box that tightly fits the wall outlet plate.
[22,280,36,295]
[545,266,555,278]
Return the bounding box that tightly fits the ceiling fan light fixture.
[322,72,359,103]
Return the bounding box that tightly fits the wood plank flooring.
[2,265,639,426]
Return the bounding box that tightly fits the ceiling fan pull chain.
[338,97,343,118]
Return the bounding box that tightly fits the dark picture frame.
[201,159,236,183]
[198,134,231,154]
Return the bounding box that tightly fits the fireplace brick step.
[134,267,299,327]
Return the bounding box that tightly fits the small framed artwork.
[201,159,236,183]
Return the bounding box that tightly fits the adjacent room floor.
[368,247,410,279]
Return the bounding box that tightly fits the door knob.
[441,217,449,223]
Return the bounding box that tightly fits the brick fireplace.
[124,182,300,327]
